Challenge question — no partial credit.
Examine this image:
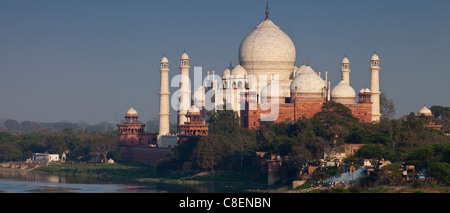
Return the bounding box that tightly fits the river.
[0,169,249,193]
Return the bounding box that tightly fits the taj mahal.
[117,4,381,150]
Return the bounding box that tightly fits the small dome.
[231,64,247,76]
[187,105,200,114]
[260,82,282,99]
[359,88,365,94]
[290,66,325,93]
[371,53,379,61]
[341,56,350,64]
[364,88,371,93]
[419,106,433,116]
[126,107,138,116]
[331,80,356,98]
[181,52,189,60]
[222,68,231,79]
[161,56,169,63]
[294,64,306,77]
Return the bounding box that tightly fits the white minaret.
[178,51,191,125]
[159,55,170,135]
[370,51,381,122]
[341,55,350,84]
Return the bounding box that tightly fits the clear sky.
[1,0,449,124]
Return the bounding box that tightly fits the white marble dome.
[331,80,356,98]
[294,64,306,77]
[290,66,325,94]
[126,107,138,116]
[418,106,432,116]
[238,19,296,68]
[222,68,231,78]
[231,64,247,76]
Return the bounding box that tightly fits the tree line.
[157,102,450,184]
[0,129,118,163]
[0,119,117,132]
[1,102,448,184]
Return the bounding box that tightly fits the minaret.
[178,51,191,125]
[370,51,381,122]
[158,55,170,135]
[341,55,350,84]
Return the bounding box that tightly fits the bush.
[427,161,450,185]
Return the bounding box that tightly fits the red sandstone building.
[117,108,158,147]
[239,89,372,130]
[118,106,209,148]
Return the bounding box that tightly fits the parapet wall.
[119,146,168,166]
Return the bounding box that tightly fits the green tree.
[355,144,391,160]
[206,104,241,140]
[5,119,21,132]
[230,128,258,169]
[380,92,396,120]
[0,144,22,161]
[313,101,359,139]
[427,161,450,184]
[157,136,200,173]
[379,164,402,185]
[193,134,230,172]
[90,134,118,163]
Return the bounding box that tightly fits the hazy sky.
[1,0,449,124]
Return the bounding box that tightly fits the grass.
[34,162,159,178]
[34,163,267,186]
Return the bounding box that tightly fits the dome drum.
[331,97,356,105]
[290,92,325,103]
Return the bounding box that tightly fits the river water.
[0,169,248,193]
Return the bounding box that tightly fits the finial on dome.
[307,59,309,66]
[265,0,269,20]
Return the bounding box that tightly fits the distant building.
[117,108,158,147]
[33,153,59,163]
[417,105,444,131]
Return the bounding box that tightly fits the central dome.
[238,17,296,98]
[238,18,296,69]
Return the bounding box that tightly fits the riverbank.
[33,162,271,191]
[28,163,450,193]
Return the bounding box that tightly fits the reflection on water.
[0,169,248,193]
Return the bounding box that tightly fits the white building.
[32,153,60,163]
